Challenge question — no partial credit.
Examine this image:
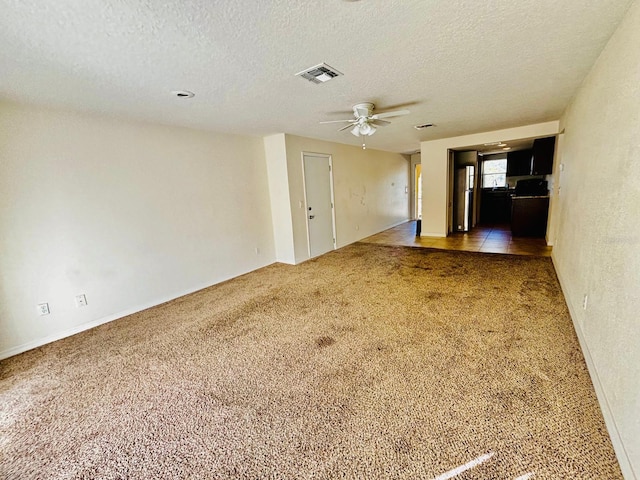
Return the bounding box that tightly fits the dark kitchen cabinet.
[507,149,532,176]
[531,137,556,175]
[480,189,512,224]
[511,196,550,237]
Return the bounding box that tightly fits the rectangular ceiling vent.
[296,63,343,84]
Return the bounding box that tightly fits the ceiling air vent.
[414,123,434,130]
[296,63,343,84]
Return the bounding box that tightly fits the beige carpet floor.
[0,243,621,479]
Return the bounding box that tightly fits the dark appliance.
[514,178,548,197]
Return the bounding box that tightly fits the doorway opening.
[415,163,422,219]
[451,150,479,233]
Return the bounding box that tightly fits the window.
[482,159,507,188]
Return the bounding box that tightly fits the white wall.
[0,101,276,358]
[283,135,410,263]
[419,121,559,237]
[263,134,295,264]
[549,2,640,477]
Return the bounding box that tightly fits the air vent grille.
[414,123,434,130]
[296,63,343,84]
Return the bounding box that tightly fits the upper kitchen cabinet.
[507,149,533,176]
[531,136,556,175]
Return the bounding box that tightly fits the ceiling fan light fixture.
[351,125,361,137]
[360,122,376,136]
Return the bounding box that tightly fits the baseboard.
[370,218,411,233]
[0,263,276,361]
[420,232,447,238]
[331,218,412,259]
[551,252,636,479]
[0,309,148,360]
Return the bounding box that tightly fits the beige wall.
[549,2,640,476]
[283,135,410,263]
[420,121,559,237]
[264,134,295,264]
[0,101,276,358]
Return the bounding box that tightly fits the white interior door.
[303,153,336,258]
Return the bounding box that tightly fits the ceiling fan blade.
[339,123,357,132]
[319,119,356,124]
[371,109,410,120]
[370,119,391,127]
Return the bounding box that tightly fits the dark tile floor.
[360,221,552,257]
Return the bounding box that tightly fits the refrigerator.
[454,166,474,232]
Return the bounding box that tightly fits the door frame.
[301,152,337,258]
[447,150,455,235]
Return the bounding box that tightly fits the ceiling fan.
[320,102,410,148]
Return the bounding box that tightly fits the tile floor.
[360,221,552,257]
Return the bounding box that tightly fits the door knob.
[309,215,315,219]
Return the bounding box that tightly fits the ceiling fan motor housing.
[353,102,375,118]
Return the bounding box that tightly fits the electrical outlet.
[582,294,588,310]
[255,247,260,255]
[75,294,88,307]
[37,303,50,315]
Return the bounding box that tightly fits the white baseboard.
[551,252,636,479]
[1,307,150,360]
[0,264,275,361]
[385,218,412,230]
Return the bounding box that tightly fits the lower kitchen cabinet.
[511,196,550,237]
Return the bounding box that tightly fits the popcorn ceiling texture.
[0,243,621,478]
[0,0,632,152]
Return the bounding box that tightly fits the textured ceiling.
[0,0,633,153]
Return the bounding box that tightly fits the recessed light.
[502,147,511,150]
[171,90,195,98]
[483,141,501,146]
[498,143,507,147]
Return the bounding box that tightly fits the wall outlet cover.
[75,294,88,307]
